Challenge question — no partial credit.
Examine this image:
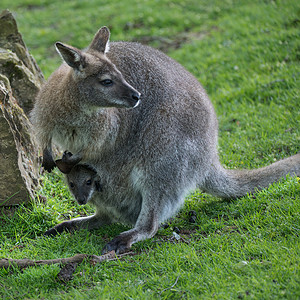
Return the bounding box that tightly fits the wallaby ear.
[95,176,103,192]
[88,26,110,53]
[55,42,86,70]
[55,159,75,174]
[55,151,83,174]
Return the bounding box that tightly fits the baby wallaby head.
[55,26,140,109]
[66,164,102,205]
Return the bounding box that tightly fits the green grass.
[1,0,300,298]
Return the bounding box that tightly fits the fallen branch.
[0,251,134,270]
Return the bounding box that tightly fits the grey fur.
[33,27,300,253]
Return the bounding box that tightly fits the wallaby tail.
[203,153,300,199]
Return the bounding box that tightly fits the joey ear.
[95,176,103,192]
[55,159,75,174]
[88,26,110,53]
[55,42,86,70]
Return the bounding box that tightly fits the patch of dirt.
[132,26,219,53]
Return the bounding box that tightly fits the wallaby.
[45,155,107,237]
[56,152,102,205]
[31,26,300,254]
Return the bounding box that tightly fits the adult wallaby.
[32,26,300,254]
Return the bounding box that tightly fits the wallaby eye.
[100,79,113,86]
[70,182,75,188]
[86,179,92,186]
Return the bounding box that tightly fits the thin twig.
[159,275,180,295]
[0,251,135,270]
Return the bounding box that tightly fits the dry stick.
[0,251,135,270]
[159,275,180,295]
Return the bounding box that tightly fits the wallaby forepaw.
[61,151,82,165]
[42,148,56,172]
[42,158,56,173]
[61,151,74,162]
[44,221,73,237]
[44,227,59,237]
[102,235,132,254]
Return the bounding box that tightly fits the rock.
[0,76,40,205]
[0,10,42,205]
[0,9,44,115]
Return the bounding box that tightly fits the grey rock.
[0,9,44,115]
[0,10,42,205]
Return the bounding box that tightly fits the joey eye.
[69,182,75,189]
[86,179,92,186]
[100,79,113,86]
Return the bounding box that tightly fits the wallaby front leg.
[44,213,111,236]
[42,145,56,172]
[102,204,159,254]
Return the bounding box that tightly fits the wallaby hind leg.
[102,211,159,254]
[102,190,185,254]
[44,212,112,236]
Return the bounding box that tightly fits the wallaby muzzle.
[123,87,141,108]
[77,196,88,205]
[130,91,141,108]
[132,90,141,102]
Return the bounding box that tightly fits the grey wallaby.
[32,26,300,254]
[44,154,104,237]
[55,152,103,206]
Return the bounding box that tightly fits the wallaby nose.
[132,91,141,101]
[77,196,87,205]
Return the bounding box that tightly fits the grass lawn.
[1,0,299,298]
